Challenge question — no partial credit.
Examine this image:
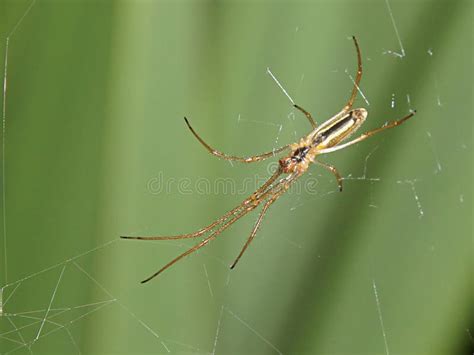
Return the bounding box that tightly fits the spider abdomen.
[313,108,367,149]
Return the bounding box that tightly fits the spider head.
[279,157,295,173]
[279,144,312,173]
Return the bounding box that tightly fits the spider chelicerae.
[122,36,416,283]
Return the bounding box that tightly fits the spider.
[121,36,416,284]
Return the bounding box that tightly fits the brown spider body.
[122,37,416,283]
[280,108,368,174]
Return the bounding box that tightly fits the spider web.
[1,1,472,354]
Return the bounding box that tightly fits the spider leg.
[140,204,258,283]
[315,160,343,192]
[120,168,283,241]
[230,172,300,269]
[343,36,363,111]
[139,170,291,283]
[184,117,290,163]
[318,111,416,154]
[230,189,285,269]
[293,104,317,128]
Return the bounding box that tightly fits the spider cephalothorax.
[279,144,311,174]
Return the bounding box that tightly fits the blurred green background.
[0,0,472,354]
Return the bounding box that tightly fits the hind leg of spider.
[343,36,363,112]
[318,111,416,154]
[184,117,290,163]
[293,104,317,128]
[315,160,343,192]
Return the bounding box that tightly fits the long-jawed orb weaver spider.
[122,36,416,284]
